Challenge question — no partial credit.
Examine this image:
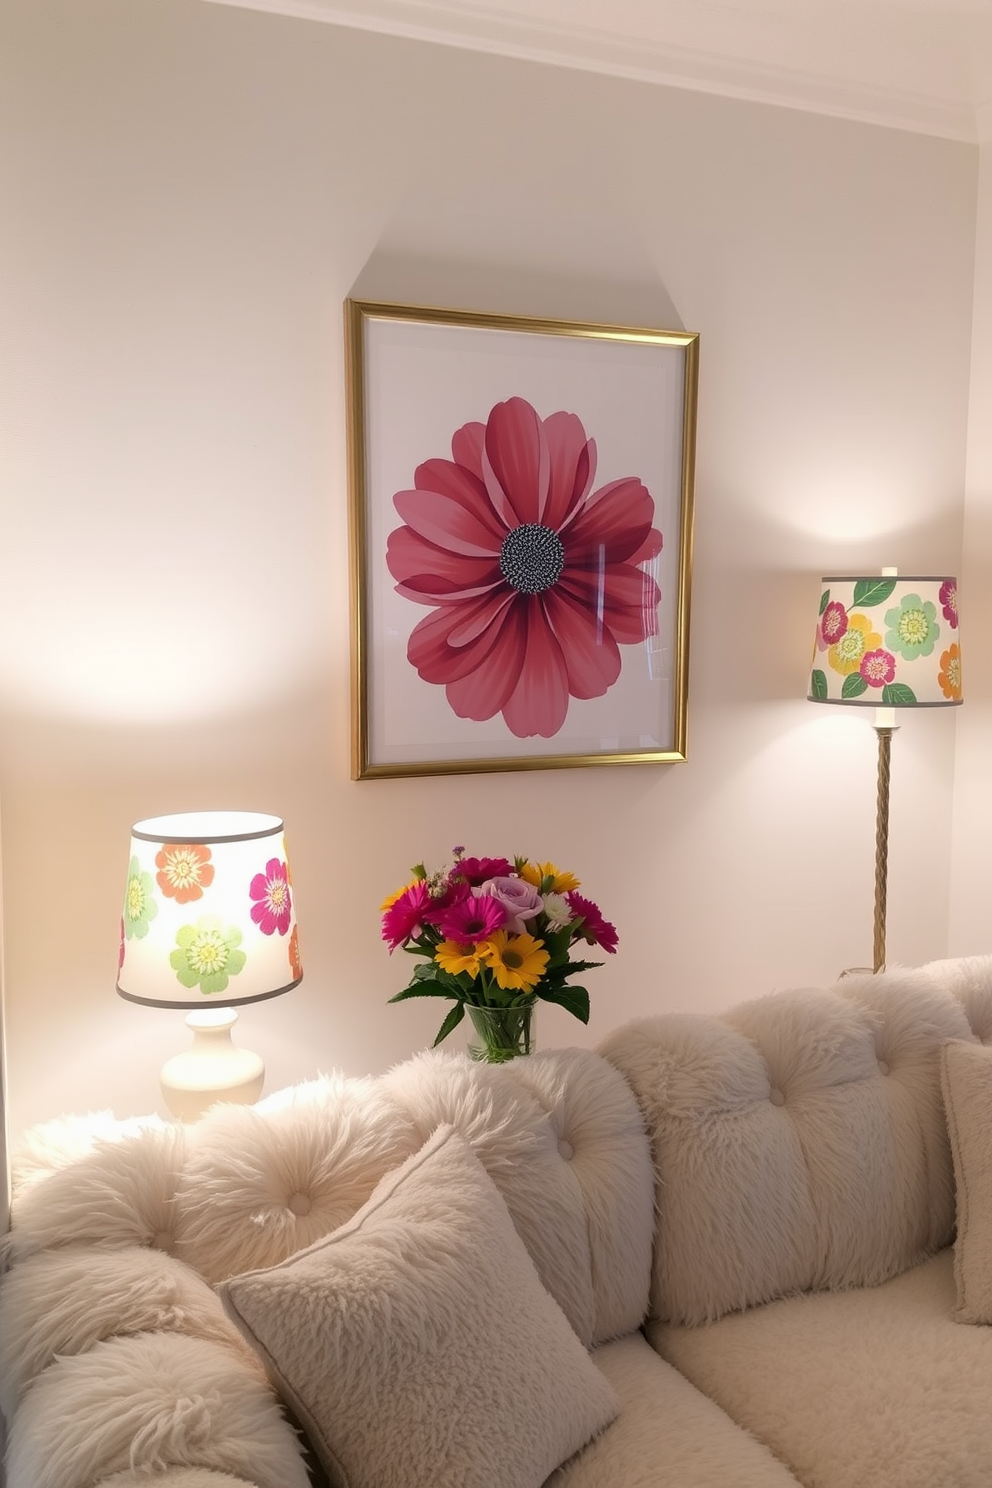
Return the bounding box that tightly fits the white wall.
[950,104,992,955]
[0,0,977,1135]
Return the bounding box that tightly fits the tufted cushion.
[5,1332,309,1488]
[173,1073,421,1283]
[380,1047,654,1345]
[600,959,980,1324]
[5,1117,188,1265]
[0,1243,259,1419]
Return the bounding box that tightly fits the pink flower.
[819,601,848,651]
[939,579,958,629]
[477,875,543,934]
[385,396,663,739]
[381,880,434,950]
[435,892,507,943]
[249,858,292,936]
[566,892,619,953]
[860,648,896,688]
[450,855,514,887]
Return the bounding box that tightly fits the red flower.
[565,891,619,954]
[939,579,958,630]
[385,397,663,739]
[450,855,514,886]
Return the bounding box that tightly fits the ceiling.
[202,0,992,141]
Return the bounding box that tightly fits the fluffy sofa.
[5,953,992,1488]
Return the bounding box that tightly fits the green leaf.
[882,683,916,705]
[388,980,462,1002]
[819,589,830,616]
[853,578,897,608]
[810,669,828,700]
[841,673,868,699]
[433,1002,465,1046]
[536,983,590,1023]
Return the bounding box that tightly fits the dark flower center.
[499,524,565,595]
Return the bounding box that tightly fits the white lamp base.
[160,1007,264,1122]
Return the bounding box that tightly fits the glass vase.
[466,1002,537,1063]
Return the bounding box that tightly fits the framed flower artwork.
[344,299,698,779]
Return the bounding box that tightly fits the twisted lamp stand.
[872,718,897,974]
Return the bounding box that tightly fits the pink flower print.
[819,601,848,651]
[860,649,896,688]
[249,858,292,936]
[939,579,958,630]
[385,396,663,739]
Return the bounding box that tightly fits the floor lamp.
[808,571,962,973]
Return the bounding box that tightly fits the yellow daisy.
[435,940,483,977]
[380,880,416,912]
[519,860,580,894]
[479,930,549,991]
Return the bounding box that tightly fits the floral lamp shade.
[808,575,962,708]
[118,811,303,1009]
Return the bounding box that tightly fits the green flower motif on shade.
[170,915,246,995]
[884,593,939,661]
[124,856,158,941]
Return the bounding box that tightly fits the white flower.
[542,893,574,932]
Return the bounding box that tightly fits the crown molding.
[200,0,980,143]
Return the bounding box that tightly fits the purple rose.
[477,876,543,935]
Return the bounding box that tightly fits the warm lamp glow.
[117,810,302,1119]
[807,572,962,973]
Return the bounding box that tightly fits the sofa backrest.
[599,954,992,1326]
[5,1046,654,1349]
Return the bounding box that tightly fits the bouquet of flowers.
[380,847,618,1061]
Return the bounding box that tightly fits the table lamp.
[117,810,303,1120]
[807,570,961,973]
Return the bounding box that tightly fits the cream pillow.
[219,1125,619,1488]
[941,1038,992,1322]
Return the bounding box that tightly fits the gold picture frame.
[345,298,698,779]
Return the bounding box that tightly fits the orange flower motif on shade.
[155,843,215,904]
[289,925,303,980]
[938,643,962,701]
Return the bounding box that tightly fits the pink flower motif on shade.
[249,858,292,937]
[939,579,958,629]
[385,396,663,739]
[477,875,543,934]
[860,649,896,688]
[565,892,619,953]
[434,891,508,944]
[819,601,848,651]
